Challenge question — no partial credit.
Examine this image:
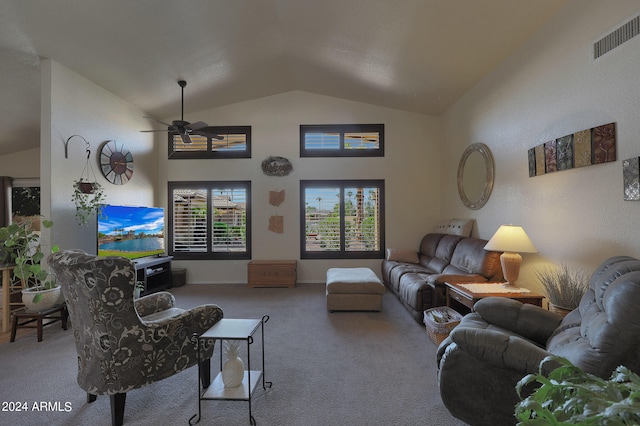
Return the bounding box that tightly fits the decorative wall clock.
[99,140,134,185]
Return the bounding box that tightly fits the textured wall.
[441,0,640,292]
[160,91,443,284]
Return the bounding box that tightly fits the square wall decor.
[528,122,616,177]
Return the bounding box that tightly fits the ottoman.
[326,267,385,312]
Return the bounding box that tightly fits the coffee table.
[445,282,544,312]
[189,316,272,425]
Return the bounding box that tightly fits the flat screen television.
[97,204,165,260]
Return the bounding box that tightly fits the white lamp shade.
[484,225,537,253]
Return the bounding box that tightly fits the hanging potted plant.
[71,142,106,225]
[0,218,61,312]
[72,179,106,225]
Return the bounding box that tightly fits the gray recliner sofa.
[436,255,640,426]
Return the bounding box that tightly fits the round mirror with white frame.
[457,143,494,210]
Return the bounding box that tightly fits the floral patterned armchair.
[48,250,223,426]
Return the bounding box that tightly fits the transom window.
[300,124,384,157]
[168,181,251,260]
[300,180,385,259]
[168,126,251,159]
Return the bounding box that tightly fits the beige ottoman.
[326,267,385,312]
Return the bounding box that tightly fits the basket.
[423,307,462,345]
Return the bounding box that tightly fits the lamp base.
[500,251,522,288]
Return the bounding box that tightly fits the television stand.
[133,256,173,296]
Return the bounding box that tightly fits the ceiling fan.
[140,80,223,144]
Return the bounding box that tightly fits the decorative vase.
[21,285,63,313]
[222,341,244,388]
[549,302,572,317]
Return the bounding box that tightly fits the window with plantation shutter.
[300,124,384,157]
[169,181,251,260]
[300,180,384,259]
[168,126,251,159]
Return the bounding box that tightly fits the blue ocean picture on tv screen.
[98,205,165,259]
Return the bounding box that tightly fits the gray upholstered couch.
[381,233,504,323]
[436,255,640,426]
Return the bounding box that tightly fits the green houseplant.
[516,356,640,425]
[0,218,61,311]
[72,178,106,226]
[536,263,589,316]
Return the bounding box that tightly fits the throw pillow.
[386,248,419,263]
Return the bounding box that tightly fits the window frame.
[300,124,385,157]
[300,179,385,259]
[168,181,251,260]
[168,126,252,159]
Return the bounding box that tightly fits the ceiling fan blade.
[143,116,173,127]
[191,129,225,140]
[187,121,209,130]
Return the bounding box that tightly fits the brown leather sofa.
[381,233,504,323]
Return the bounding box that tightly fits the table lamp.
[484,225,537,287]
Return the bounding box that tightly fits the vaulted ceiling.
[0,0,568,156]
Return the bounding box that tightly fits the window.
[300,124,384,157]
[300,180,384,259]
[168,181,251,260]
[168,126,251,159]
[11,178,40,222]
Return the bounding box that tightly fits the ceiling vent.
[593,15,639,59]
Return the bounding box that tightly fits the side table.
[10,303,69,342]
[190,316,272,425]
[445,282,544,313]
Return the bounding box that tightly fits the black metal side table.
[190,315,272,425]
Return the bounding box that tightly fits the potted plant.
[515,356,640,424]
[0,218,61,312]
[536,263,589,316]
[72,178,106,225]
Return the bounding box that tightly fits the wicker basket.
[423,307,462,345]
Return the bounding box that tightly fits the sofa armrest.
[474,297,563,345]
[135,291,176,317]
[427,273,489,286]
[449,327,553,373]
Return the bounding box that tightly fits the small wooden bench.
[10,304,69,342]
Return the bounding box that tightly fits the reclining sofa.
[436,255,640,425]
[381,232,504,323]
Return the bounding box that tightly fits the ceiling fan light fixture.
[179,129,192,145]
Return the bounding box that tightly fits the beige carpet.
[0,283,466,426]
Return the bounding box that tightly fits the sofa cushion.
[447,237,502,280]
[435,219,474,237]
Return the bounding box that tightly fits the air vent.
[594,15,640,59]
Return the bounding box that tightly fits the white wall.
[40,59,157,255]
[160,91,443,283]
[441,0,640,293]
[0,148,40,178]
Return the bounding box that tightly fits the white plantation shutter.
[169,182,251,259]
[172,189,207,253]
[302,180,384,258]
[211,188,248,252]
[301,124,384,157]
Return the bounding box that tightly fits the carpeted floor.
[0,283,466,426]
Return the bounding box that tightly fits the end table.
[445,282,544,312]
[190,315,272,425]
